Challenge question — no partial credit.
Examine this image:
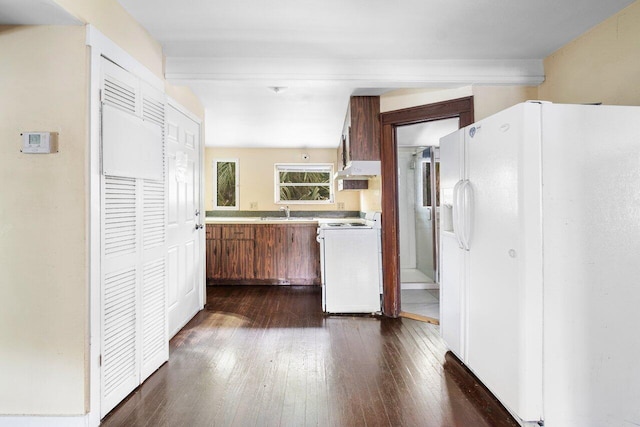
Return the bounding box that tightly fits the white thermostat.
[21,132,58,154]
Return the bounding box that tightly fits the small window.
[213,159,239,210]
[275,163,334,204]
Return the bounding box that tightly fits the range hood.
[334,161,381,180]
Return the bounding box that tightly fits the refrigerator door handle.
[461,180,473,251]
[452,180,465,249]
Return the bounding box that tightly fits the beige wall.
[0,0,204,418]
[539,1,640,105]
[165,84,205,120]
[380,87,474,113]
[360,176,382,212]
[205,148,360,212]
[54,0,163,78]
[472,86,539,120]
[0,25,88,414]
[54,0,205,119]
[381,85,538,121]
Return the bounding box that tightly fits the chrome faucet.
[280,205,290,218]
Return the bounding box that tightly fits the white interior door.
[166,105,202,337]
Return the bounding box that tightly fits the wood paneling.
[205,224,221,240]
[349,96,381,161]
[102,286,518,427]
[223,240,255,279]
[254,225,279,279]
[286,225,320,283]
[338,179,368,190]
[336,97,380,193]
[381,96,475,127]
[206,223,320,285]
[381,123,401,317]
[222,225,254,240]
[380,96,474,318]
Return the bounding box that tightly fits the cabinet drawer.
[206,225,221,240]
[222,225,255,240]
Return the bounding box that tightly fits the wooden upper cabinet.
[335,96,380,191]
[347,96,381,162]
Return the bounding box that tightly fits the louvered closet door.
[140,83,168,381]
[101,176,140,416]
[100,59,168,417]
[166,105,202,337]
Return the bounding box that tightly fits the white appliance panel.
[322,229,381,313]
[439,103,544,423]
[439,130,466,360]
[439,234,465,359]
[439,102,640,426]
[464,104,543,420]
[541,104,640,427]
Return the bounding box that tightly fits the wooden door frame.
[380,96,475,317]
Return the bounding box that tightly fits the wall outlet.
[337,202,345,210]
[250,202,258,209]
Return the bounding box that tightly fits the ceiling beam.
[165,57,544,87]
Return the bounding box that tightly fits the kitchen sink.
[260,217,316,221]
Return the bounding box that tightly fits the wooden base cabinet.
[284,225,320,282]
[206,223,320,285]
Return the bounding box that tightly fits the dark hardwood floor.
[102,286,517,427]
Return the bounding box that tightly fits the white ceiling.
[0,0,80,25]
[118,0,633,60]
[112,0,633,148]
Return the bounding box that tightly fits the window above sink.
[274,163,334,204]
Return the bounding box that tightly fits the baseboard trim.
[0,414,92,427]
[400,311,439,325]
[207,279,320,286]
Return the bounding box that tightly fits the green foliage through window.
[276,165,333,203]
[215,160,238,208]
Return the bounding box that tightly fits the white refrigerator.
[439,101,640,427]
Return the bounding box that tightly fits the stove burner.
[323,222,368,227]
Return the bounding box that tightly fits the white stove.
[317,212,381,229]
[316,212,382,314]
[320,222,371,228]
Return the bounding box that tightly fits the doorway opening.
[396,119,458,323]
[379,96,474,318]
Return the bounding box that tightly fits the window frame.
[274,163,335,205]
[213,158,239,210]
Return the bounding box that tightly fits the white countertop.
[205,217,362,225]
